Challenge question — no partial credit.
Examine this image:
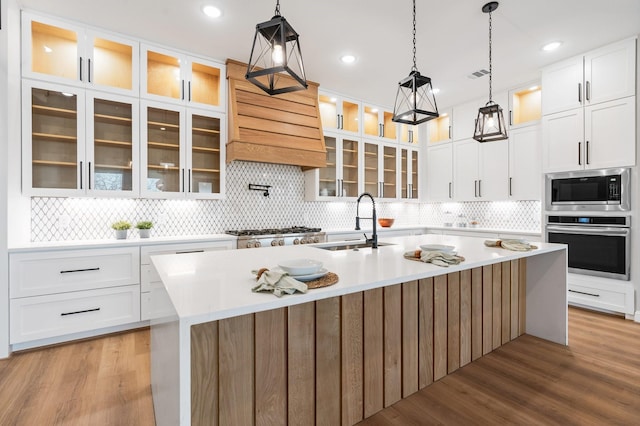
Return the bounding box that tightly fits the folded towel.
[251,268,308,297]
[484,239,538,251]
[403,250,465,267]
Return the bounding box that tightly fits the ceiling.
[17,0,640,110]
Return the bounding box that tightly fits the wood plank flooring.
[0,307,638,425]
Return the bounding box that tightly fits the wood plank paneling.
[402,281,419,397]
[418,278,434,389]
[471,267,483,361]
[288,303,316,425]
[482,265,493,355]
[433,275,448,381]
[315,297,341,426]
[235,90,317,116]
[191,322,218,426]
[501,262,511,345]
[447,272,460,374]
[363,288,384,418]
[218,314,254,426]
[459,270,472,367]
[384,285,402,406]
[341,292,364,425]
[237,103,320,128]
[519,259,527,336]
[492,263,502,350]
[255,308,287,426]
[510,260,520,340]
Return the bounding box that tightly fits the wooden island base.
[190,259,526,425]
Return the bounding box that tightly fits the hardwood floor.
[0,307,638,425]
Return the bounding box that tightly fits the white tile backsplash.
[30,161,541,241]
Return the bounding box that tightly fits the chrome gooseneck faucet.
[355,192,378,249]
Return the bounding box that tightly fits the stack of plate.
[419,244,457,255]
[278,259,328,282]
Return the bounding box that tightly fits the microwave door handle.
[547,226,630,236]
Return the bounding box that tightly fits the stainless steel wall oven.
[546,215,630,281]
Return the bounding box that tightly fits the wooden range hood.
[226,59,326,170]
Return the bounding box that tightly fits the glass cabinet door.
[411,150,419,199]
[145,48,182,101]
[189,60,221,108]
[383,145,397,199]
[401,148,409,198]
[144,106,183,194]
[342,138,359,197]
[400,123,420,144]
[188,112,222,196]
[363,107,380,138]
[319,95,338,130]
[28,19,80,82]
[363,142,379,196]
[88,31,137,93]
[87,94,137,194]
[319,136,337,197]
[28,85,83,192]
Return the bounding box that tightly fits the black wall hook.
[249,183,272,197]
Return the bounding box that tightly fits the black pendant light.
[246,0,307,95]
[473,2,508,142]
[392,0,439,125]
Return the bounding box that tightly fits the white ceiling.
[17,0,640,109]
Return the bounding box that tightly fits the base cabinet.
[567,274,634,315]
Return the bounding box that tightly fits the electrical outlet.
[58,215,70,229]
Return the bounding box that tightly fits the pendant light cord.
[274,0,281,16]
[412,0,417,71]
[488,9,493,103]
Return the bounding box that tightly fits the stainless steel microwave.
[545,168,631,211]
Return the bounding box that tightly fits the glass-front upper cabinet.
[318,92,361,134]
[141,101,225,199]
[22,13,139,95]
[382,144,398,199]
[399,123,420,144]
[23,80,140,197]
[307,134,359,200]
[363,142,380,196]
[141,44,225,112]
[400,147,419,200]
[363,105,397,141]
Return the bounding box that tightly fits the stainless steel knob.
[255,241,262,248]
[278,240,285,246]
[271,240,278,246]
[313,236,320,243]
[293,238,300,245]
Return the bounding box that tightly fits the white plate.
[290,268,329,282]
[278,258,323,275]
[420,244,456,253]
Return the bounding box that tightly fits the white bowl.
[278,259,323,276]
[420,244,456,253]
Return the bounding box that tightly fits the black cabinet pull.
[569,289,600,297]
[181,80,185,100]
[478,180,482,198]
[88,162,92,190]
[578,82,582,103]
[188,81,192,102]
[578,142,582,165]
[60,267,100,274]
[448,182,452,198]
[586,81,590,101]
[61,307,100,317]
[586,141,589,165]
[509,110,513,126]
[509,177,513,197]
[175,249,205,254]
[79,161,83,190]
[88,58,92,83]
[79,57,83,81]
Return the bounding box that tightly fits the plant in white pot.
[111,220,131,239]
[136,221,153,238]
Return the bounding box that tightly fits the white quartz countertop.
[151,234,565,326]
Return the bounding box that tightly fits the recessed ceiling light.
[432,88,441,94]
[340,54,356,64]
[542,41,562,51]
[202,5,222,18]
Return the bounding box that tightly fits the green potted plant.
[135,221,154,238]
[111,220,131,240]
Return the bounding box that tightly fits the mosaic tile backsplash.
[31,161,541,241]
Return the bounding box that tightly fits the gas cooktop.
[225,226,322,237]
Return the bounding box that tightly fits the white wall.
[0,0,10,358]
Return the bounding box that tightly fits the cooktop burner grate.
[225,226,322,236]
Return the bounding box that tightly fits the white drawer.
[568,282,633,314]
[10,247,140,298]
[10,285,140,344]
[141,264,161,292]
[140,241,233,264]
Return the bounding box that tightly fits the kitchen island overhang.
[149,234,567,426]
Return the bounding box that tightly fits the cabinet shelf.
[148,141,179,149]
[32,105,76,117]
[364,151,377,157]
[147,120,180,130]
[325,146,336,151]
[192,127,220,135]
[32,132,77,142]
[319,178,335,183]
[192,146,220,153]
[33,160,76,167]
[343,180,357,184]
[148,164,179,171]
[94,113,133,124]
[343,149,358,153]
[192,168,220,173]
[343,164,358,169]
[95,164,132,170]
[94,139,132,147]
[364,167,377,171]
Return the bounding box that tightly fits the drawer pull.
[175,250,205,254]
[61,307,101,316]
[60,267,100,274]
[569,289,600,297]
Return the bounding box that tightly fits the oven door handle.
[546,225,630,236]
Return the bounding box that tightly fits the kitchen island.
[150,234,567,426]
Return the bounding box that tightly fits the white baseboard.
[635,311,640,323]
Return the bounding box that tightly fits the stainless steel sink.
[314,241,395,251]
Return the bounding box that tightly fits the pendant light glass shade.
[392,0,439,125]
[473,2,508,142]
[246,1,307,95]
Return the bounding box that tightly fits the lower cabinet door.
[10,285,140,344]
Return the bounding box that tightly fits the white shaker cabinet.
[508,125,541,200]
[426,143,453,201]
[453,138,509,201]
